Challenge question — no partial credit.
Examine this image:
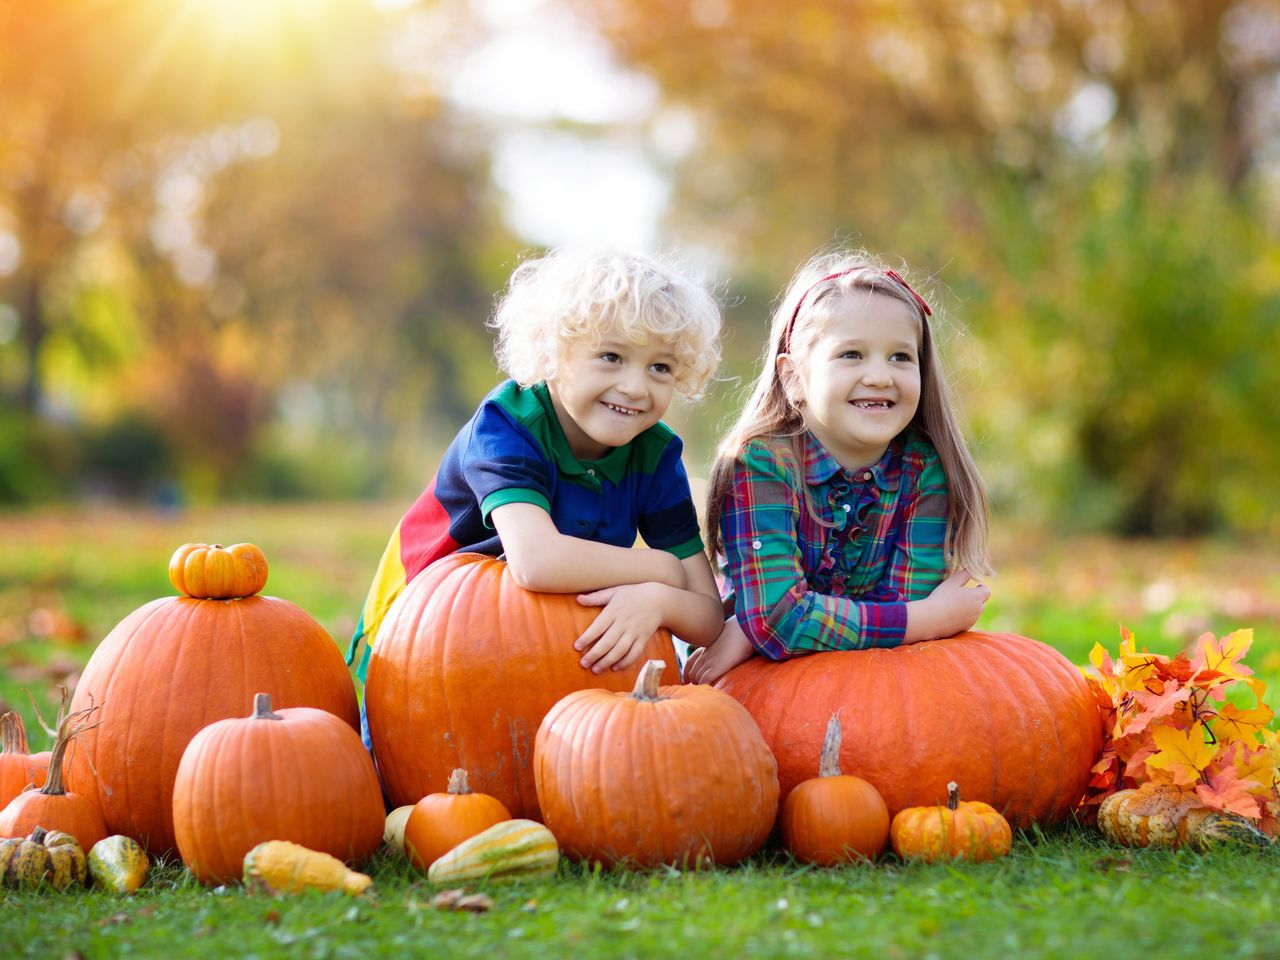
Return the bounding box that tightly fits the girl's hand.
[683,616,757,685]
[574,584,666,674]
[905,570,991,643]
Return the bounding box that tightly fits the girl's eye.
[651,363,673,376]
[840,350,863,360]
[892,352,917,363]
[600,352,621,363]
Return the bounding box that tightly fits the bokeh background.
[1,0,1278,725]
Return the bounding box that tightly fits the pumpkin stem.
[30,826,46,845]
[946,781,960,811]
[41,703,101,797]
[819,714,843,777]
[447,768,472,795]
[631,660,667,701]
[252,693,283,721]
[0,711,30,755]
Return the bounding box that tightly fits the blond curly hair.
[489,248,722,399]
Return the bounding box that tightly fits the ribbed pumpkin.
[890,782,1013,862]
[404,769,512,873]
[365,553,680,819]
[0,712,47,807]
[716,631,1102,827]
[64,543,359,853]
[173,693,384,885]
[534,660,779,868]
[781,715,890,865]
[0,706,107,852]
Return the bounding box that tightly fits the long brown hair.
[705,249,992,576]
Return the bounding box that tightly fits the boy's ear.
[776,353,805,408]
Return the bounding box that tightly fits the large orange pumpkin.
[365,552,680,819]
[716,631,1102,827]
[173,693,384,885]
[534,660,779,868]
[64,544,359,853]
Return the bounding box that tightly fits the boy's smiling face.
[547,331,680,460]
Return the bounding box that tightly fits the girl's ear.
[776,353,805,409]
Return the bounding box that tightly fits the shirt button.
[752,539,763,550]
[842,504,851,512]
[587,468,596,476]
[862,471,872,481]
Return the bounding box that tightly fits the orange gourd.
[404,768,512,872]
[0,712,47,807]
[173,693,384,885]
[64,543,359,853]
[781,715,889,865]
[534,660,779,868]
[365,553,679,819]
[890,782,1013,862]
[717,631,1102,827]
[168,542,268,599]
[0,706,107,852]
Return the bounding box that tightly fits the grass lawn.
[2,502,1280,959]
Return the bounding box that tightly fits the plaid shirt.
[720,430,949,659]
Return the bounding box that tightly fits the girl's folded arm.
[491,502,686,593]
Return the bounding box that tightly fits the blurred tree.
[572,0,1280,535]
[0,0,517,498]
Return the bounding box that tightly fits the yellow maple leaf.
[1194,629,1255,682]
[1214,701,1275,743]
[1145,722,1217,787]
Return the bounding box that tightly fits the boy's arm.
[491,502,686,593]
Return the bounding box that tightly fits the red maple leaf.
[1195,768,1263,819]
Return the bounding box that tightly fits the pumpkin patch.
[716,631,1102,827]
[365,552,680,819]
[63,543,360,853]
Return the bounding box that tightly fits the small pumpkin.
[781,715,890,865]
[1097,782,1271,850]
[383,805,415,857]
[404,768,511,873]
[426,818,558,885]
[168,542,268,599]
[0,706,107,852]
[890,782,1012,863]
[244,840,373,896]
[88,835,150,893]
[534,660,779,868]
[174,693,384,885]
[0,711,47,807]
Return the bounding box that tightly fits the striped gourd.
[427,819,558,884]
[1097,783,1271,850]
[88,835,150,893]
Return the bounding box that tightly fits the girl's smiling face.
[546,330,680,460]
[781,291,922,471]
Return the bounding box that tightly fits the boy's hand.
[683,616,757,685]
[574,583,667,674]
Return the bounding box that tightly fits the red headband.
[782,267,931,352]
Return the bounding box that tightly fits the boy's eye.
[599,352,622,363]
[840,350,863,360]
[650,363,673,376]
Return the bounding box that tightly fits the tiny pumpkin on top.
[168,542,268,599]
[781,715,889,865]
[890,782,1012,863]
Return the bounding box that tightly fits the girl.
[684,249,992,685]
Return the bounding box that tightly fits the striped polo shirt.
[346,379,704,680]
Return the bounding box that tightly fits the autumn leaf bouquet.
[1082,627,1279,847]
